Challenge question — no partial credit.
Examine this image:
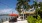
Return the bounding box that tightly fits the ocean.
[0,16,11,23]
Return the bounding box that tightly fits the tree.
[16,0,30,14]
[38,2,42,18]
[38,2,42,10]
[16,6,22,14]
[33,0,39,16]
[31,0,39,19]
[33,1,42,18]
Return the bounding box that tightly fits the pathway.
[3,17,28,23]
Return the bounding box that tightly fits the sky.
[0,0,42,14]
[38,0,42,2]
[0,0,18,14]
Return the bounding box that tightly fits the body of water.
[0,16,11,23]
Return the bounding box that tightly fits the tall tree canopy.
[38,2,42,18]
[16,0,30,14]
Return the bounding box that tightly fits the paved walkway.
[3,20,28,23]
[3,17,28,23]
[15,20,28,23]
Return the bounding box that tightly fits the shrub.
[27,15,42,23]
[27,16,36,23]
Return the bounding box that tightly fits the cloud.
[0,8,18,14]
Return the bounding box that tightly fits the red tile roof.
[9,14,19,16]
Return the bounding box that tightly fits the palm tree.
[16,6,22,14]
[16,0,30,20]
[16,0,30,14]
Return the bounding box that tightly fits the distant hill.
[0,14,9,16]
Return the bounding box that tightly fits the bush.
[27,15,42,23]
[27,16,36,23]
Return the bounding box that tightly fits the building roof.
[9,14,19,16]
[20,7,35,14]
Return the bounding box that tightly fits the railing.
[0,16,12,23]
